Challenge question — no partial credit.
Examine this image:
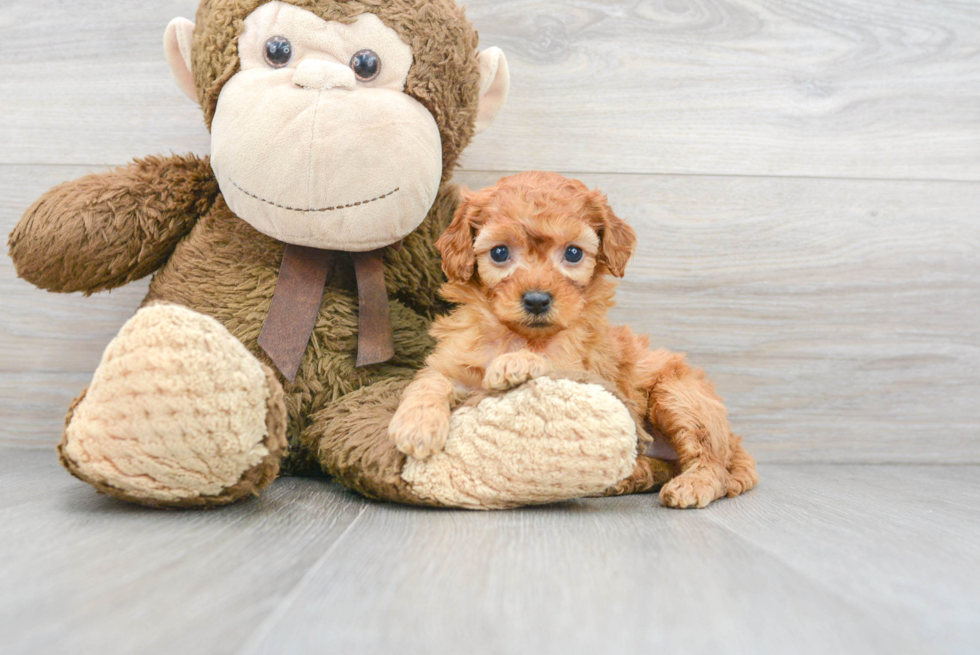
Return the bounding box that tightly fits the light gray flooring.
[2,448,977,655]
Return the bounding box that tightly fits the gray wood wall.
[1,0,978,462]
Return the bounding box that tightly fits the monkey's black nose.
[522,291,553,316]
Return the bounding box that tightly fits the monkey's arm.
[8,154,218,295]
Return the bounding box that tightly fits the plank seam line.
[2,163,979,186]
[457,169,980,185]
[233,504,368,655]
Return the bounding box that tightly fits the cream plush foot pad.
[401,376,638,509]
[60,303,285,506]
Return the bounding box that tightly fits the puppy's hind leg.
[642,351,737,509]
[726,435,758,498]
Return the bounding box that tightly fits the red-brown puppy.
[389,172,757,508]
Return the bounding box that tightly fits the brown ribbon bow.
[258,244,395,383]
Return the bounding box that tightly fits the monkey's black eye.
[350,49,381,82]
[490,246,510,263]
[264,36,293,68]
[564,246,584,263]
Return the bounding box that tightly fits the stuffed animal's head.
[164,0,509,251]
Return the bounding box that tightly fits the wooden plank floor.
[2,448,978,655]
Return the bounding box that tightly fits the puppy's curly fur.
[389,172,758,508]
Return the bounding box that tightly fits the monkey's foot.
[59,303,287,508]
[401,375,639,509]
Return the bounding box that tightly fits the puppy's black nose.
[522,291,553,316]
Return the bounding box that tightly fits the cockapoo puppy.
[388,172,757,508]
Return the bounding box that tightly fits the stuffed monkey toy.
[8,0,675,509]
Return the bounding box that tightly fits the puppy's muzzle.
[522,291,553,316]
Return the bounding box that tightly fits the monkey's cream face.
[209,2,443,251]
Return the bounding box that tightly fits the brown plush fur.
[304,377,430,505]
[391,172,758,508]
[192,0,481,179]
[8,1,676,508]
[9,0,479,475]
[139,184,448,476]
[8,155,219,295]
[7,0,483,506]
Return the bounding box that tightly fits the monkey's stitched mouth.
[230,179,400,213]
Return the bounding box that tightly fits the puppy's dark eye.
[490,246,510,263]
[264,36,293,69]
[564,246,584,263]
[350,49,381,82]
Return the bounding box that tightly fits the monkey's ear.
[473,48,510,136]
[164,18,198,102]
[592,191,637,278]
[437,188,481,283]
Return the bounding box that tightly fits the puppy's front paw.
[389,401,451,459]
[483,352,550,391]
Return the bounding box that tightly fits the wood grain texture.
[1,1,979,180]
[6,451,970,655]
[0,1,208,166]
[4,167,978,461]
[0,449,368,655]
[705,465,980,655]
[461,0,980,179]
[241,466,980,655]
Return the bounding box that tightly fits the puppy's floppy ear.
[591,190,637,278]
[437,188,481,283]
